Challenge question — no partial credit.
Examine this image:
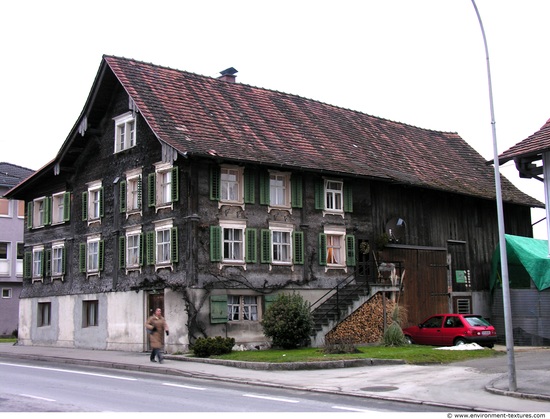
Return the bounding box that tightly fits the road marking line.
[332,405,376,412]
[242,393,300,403]
[20,394,56,402]
[0,362,137,381]
[162,383,206,390]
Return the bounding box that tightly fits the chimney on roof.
[218,67,238,83]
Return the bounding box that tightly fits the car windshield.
[464,316,491,327]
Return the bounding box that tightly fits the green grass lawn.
[210,344,503,364]
[0,338,17,343]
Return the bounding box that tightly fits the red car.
[403,313,497,347]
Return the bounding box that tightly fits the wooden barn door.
[381,247,449,327]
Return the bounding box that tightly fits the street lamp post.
[470,0,516,391]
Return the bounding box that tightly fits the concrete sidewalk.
[0,342,548,412]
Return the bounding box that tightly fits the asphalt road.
[0,358,449,412]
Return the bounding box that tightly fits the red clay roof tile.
[103,55,540,207]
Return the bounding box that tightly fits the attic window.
[114,112,136,153]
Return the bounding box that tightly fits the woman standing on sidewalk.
[145,308,169,363]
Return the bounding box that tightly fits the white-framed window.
[319,226,355,271]
[51,192,70,224]
[269,171,291,209]
[227,295,259,321]
[16,243,23,277]
[221,166,244,205]
[122,168,142,215]
[270,225,293,265]
[80,235,104,276]
[32,246,44,280]
[325,180,343,212]
[114,112,136,153]
[2,288,12,298]
[146,219,178,270]
[126,229,142,269]
[32,197,48,228]
[87,239,100,273]
[0,242,9,275]
[222,221,245,264]
[0,198,10,217]
[83,181,103,223]
[51,242,65,278]
[156,228,171,264]
[148,163,178,210]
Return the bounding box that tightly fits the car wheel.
[405,335,413,344]
[454,338,467,346]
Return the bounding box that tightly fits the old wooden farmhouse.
[6,56,541,352]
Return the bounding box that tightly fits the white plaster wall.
[164,289,189,353]
[106,291,146,351]
[57,295,75,347]
[17,298,32,345]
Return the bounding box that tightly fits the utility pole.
[470,0,517,391]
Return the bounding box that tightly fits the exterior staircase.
[309,276,401,347]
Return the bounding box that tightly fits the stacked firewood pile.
[324,293,398,344]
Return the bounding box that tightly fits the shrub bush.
[192,336,235,358]
[261,293,313,349]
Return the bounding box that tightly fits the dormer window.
[114,112,136,153]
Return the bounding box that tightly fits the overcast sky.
[1,0,549,238]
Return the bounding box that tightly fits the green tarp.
[490,234,550,291]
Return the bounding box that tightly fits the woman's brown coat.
[145,314,168,349]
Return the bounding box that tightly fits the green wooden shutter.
[314,179,324,210]
[260,229,271,264]
[137,176,142,209]
[293,231,304,265]
[44,197,52,226]
[138,233,145,266]
[344,183,353,213]
[245,228,257,263]
[264,294,278,313]
[23,252,32,279]
[139,233,144,266]
[99,240,105,271]
[146,231,155,265]
[171,227,178,263]
[63,192,71,221]
[119,180,127,213]
[61,246,66,275]
[45,249,51,276]
[148,173,156,207]
[99,187,105,218]
[210,226,222,262]
[119,236,126,268]
[82,192,88,221]
[171,166,179,203]
[346,234,356,266]
[40,250,45,277]
[291,175,303,208]
[259,171,269,205]
[210,166,220,201]
[244,169,255,204]
[318,233,327,266]
[210,295,228,324]
[79,243,86,273]
[27,202,33,229]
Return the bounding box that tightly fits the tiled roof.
[498,118,550,164]
[104,56,540,207]
[29,55,533,208]
[0,162,34,189]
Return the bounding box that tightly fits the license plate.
[482,331,491,335]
